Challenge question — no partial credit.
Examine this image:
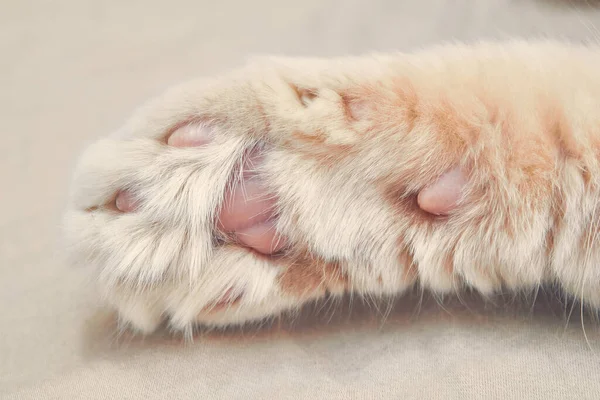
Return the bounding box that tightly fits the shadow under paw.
[80,286,600,361]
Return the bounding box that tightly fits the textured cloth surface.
[2,0,600,398]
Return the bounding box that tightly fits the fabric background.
[2,0,600,398]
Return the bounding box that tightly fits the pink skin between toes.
[114,124,467,255]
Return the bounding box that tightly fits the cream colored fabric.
[2,0,600,398]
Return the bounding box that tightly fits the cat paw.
[66,58,395,333]
[67,43,594,334]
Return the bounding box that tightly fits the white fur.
[65,40,600,334]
